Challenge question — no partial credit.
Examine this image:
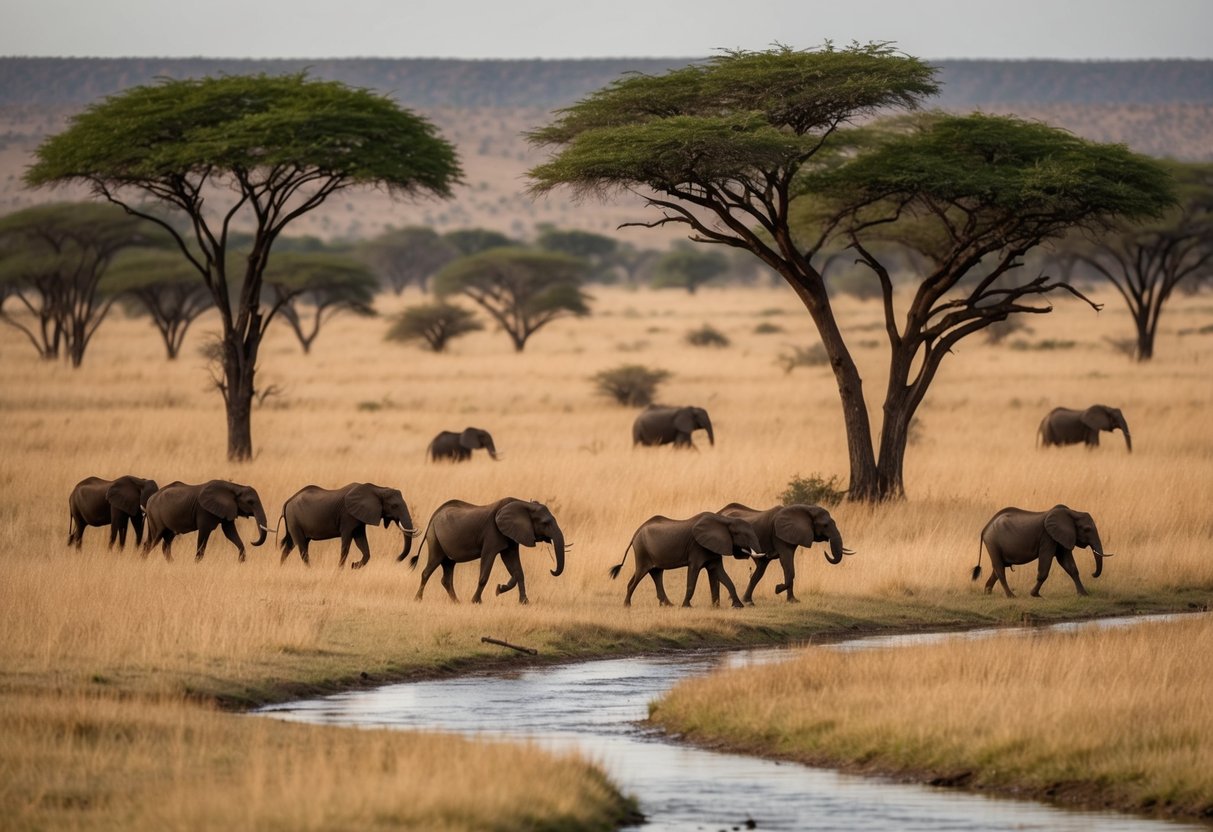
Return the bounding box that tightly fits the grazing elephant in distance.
[1038,405,1131,452]
[410,497,566,604]
[427,427,499,462]
[633,405,714,449]
[717,503,852,604]
[279,483,418,568]
[973,504,1110,598]
[143,480,269,562]
[608,512,759,608]
[67,475,159,550]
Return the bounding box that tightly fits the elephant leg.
[338,530,354,568]
[706,568,721,607]
[195,521,216,562]
[984,571,999,594]
[439,560,459,603]
[298,538,311,566]
[160,531,176,562]
[132,514,145,547]
[219,521,246,562]
[1030,554,1055,597]
[68,515,84,549]
[649,569,674,607]
[682,563,704,607]
[623,564,651,607]
[108,517,120,550]
[349,527,372,570]
[777,554,799,603]
[742,558,771,605]
[471,551,500,604]
[708,560,744,609]
[1057,550,1088,596]
[499,549,528,604]
[415,541,446,601]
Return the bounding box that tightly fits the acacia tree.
[27,73,460,460]
[0,203,155,366]
[433,247,590,351]
[106,250,214,359]
[535,225,619,282]
[385,301,483,352]
[1057,161,1213,360]
[528,45,1173,501]
[360,226,458,294]
[263,252,378,354]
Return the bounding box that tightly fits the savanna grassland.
[2,282,1212,829]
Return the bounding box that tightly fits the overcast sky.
[1,0,1209,60]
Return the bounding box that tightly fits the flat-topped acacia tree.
[528,44,1173,501]
[26,73,460,460]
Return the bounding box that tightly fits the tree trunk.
[224,347,256,461]
[1133,308,1157,361]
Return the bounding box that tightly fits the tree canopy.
[433,247,590,352]
[650,244,729,293]
[528,44,1174,501]
[26,73,460,459]
[263,251,379,354]
[443,228,518,257]
[360,226,458,294]
[385,301,483,352]
[105,249,214,359]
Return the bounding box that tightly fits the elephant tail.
[608,541,634,580]
[276,514,292,554]
[404,513,437,569]
[971,537,984,581]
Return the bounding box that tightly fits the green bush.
[591,364,672,407]
[779,474,847,507]
[754,322,784,334]
[685,323,731,347]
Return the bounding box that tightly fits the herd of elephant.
[64,403,1129,605]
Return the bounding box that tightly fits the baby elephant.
[973,504,1110,598]
[632,405,714,449]
[409,497,565,604]
[67,475,159,550]
[609,512,760,608]
[427,427,499,462]
[279,483,418,568]
[1038,405,1131,452]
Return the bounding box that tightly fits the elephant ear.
[344,484,383,526]
[673,409,696,434]
[1081,406,1114,431]
[691,515,733,557]
[459,428,483,450]
[199,481,238,521]
[495,500,536,547]
[774,507,814,547]
[106,478,141,516]
[1044,507,1077,550]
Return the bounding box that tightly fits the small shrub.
[685,323,731,348]
[1009,339,1077,351]
[777,343,829,373]
[754,322,784,334]
[385,302,482,352]
[984,317,1032,345]
[757,307,787,317]
[779,474,846,507]
[592,364,671,407]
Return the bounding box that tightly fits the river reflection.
[258,615,1199,831]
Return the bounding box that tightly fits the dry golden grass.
[2,284,1211,828]
[651,613,1213,819]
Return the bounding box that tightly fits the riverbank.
[651,612,1213,823]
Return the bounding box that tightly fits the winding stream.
[258,615,1200,831]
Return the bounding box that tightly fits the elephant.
[427,427,499,462]
[279,483,418,568]
[717,503,852,604]
[67,475,159,550]
[1038,405,1131,452]
[632,405,714,449]
[409,497,566,604]
[972,504,1110,598]
[608,512,760,608]
[143,480,269,562]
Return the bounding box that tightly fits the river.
[257,614,1201,831]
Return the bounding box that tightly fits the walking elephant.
[608,512,759,608]
[632,405,714,449]
[427,427,499,462]
[717,503,852,604]
[67,475,159,550]
[409,497,565,604]
[143,480,269,562]
[279,483,418,568]
[972,504,1110,598]
[1038,405,1131,452]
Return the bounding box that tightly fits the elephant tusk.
[259,524,278,535]
[1098,551,1115,557]
[842,548,856,556]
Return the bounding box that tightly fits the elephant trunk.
[487,438,499,460]
[1090,530,1105,578]
[1116,413,1132,452]
[825,530,845,565]
[251,499,269,547]
[704,416,715,447]
[549,529,566,577]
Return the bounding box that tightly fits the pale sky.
[1,0,1209,60]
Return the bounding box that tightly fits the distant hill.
[1,56,1211,109]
